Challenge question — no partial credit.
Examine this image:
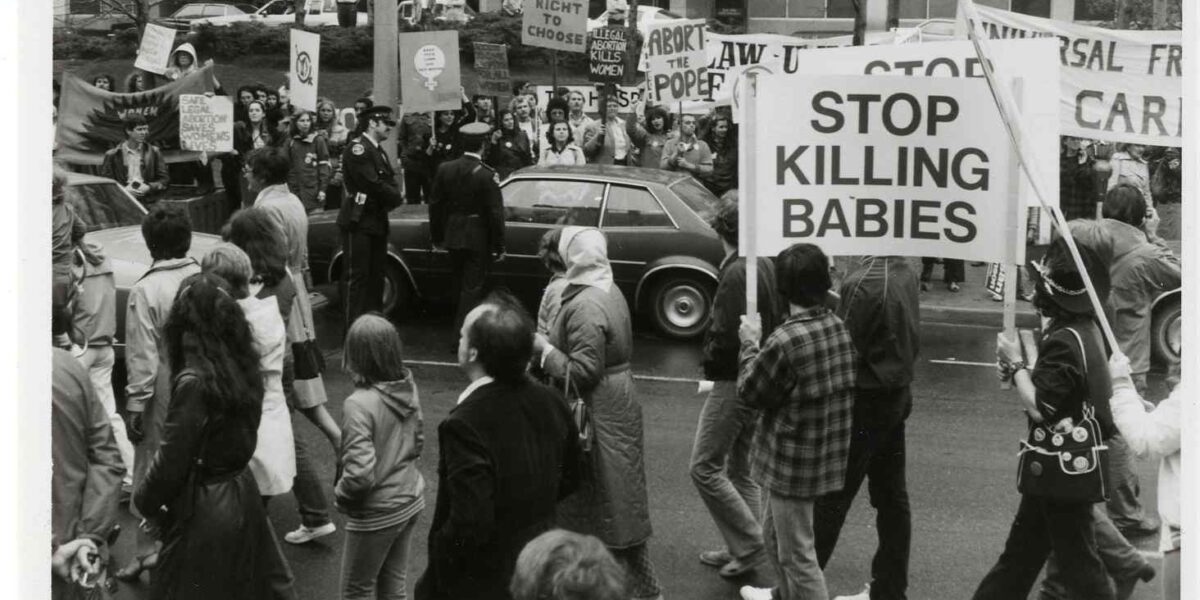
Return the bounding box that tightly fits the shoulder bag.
[1016,327,1109,503]
[564,362,592,453]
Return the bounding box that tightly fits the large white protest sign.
[535,85,642,116]
[522,0,588,53]
[960,4,1182,146]
[742,74,1011,262]
[289,29,321,112]
[134,24,176,75]
[644,19,708,103]
[178,94,234,152]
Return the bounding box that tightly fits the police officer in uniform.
[339,105,403,328]
[429,122,506,339]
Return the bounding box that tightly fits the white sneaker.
[833,584,871,600]
[283,522,336,544]
[739,585,774,600]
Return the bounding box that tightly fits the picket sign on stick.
[741,72,759,322]
[999,78,1024,390]
[958,0,1118,353]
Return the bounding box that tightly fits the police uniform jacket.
[338,134,403,236]
[429,154,505,254]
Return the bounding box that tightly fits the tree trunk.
[1152,0,1169,29]
[295,0,307,25]
[1114,0,1129,27]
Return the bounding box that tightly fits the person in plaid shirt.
[736,243,857,600]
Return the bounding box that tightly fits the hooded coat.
[540,228,651,548]
[335,374,426,531]
[164,43,199,81]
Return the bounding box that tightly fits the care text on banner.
[289,29,321,112]
[178,94,234,152]
[134,24,177,75]
[588,25,627,83]
[521,0,587,53]
[400,31,463,113]
[743,74,1012,262]
[644,19,708,103]
[960,3,1182,146]
[474,43,512,98]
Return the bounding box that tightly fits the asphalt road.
[108,308,1167,600]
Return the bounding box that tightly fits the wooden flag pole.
[959,0,1118,352]
[743,72,759,321]
[999,77,1025,390]
[552,50,558,91]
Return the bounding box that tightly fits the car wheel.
[1151,294,1181,368]
[648,273,714,340]
[381,260,414,320]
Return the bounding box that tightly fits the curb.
[921,304,1040,328]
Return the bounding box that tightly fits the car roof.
[63,172,121,186]
[509,165,693,188]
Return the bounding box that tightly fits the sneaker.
[991,291,1003,302]
[284,522,336,544]
[833,584,871,600]
[698,549,733,567]
[719,552,766,578]
[739,585,774,600]
[948,282,961,293]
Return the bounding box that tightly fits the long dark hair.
[165,273,263,415]
[223,208,289,286]
[644,105,672,135]
[703,113,735,154]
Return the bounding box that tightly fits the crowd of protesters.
[50,46,1183,600]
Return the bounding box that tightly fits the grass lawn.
[54,55,592,110]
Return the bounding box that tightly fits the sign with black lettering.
[522,0,587,53]
[178,94,233,152]
[588,25,627,84]
[534,85,641,116]
[473,42,511,98]
[746,74,1011,261]
[962,3,1181,146]
[644,19,708,103]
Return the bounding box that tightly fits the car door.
[599,183,679,290]
[258,0,293,25]
[486,177,605,304]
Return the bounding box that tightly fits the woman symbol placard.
[415,45,446,91]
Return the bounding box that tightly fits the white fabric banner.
[289,29,321,112]
[960,4,1182,146]
[743,74,1012,262]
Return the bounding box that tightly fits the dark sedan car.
[308,165,726,339]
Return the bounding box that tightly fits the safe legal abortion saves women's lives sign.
[644,19,708,104]
[522,0,587,53]
[400,31,463,113]
[474,43,512,98]
[743,74,1012,263]
[959,3,1182,146]
[289,29,320,112]
[178,94,233,152]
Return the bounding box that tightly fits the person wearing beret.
[338,106,404,329]
[429,122,506,344]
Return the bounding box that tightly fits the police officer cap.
[459,122,492,140]
[361,105,396,124]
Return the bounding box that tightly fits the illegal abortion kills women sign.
[746,74,1011,262]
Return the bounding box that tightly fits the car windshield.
[172,4,205,17]
[668,178,719,224]
[66,182,146,233]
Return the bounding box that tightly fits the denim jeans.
[1105,433,1157,532]
[342,516,419,600]
[1039,505,1149,600]
[971,495,1115,600]
[763,492,828,600]
[689,380,763,561]
[814,388,912,600]
[293,414,332,528]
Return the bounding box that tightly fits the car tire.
[647,273,714,340]
[1150,294,1181,368]
[381,260,414,320]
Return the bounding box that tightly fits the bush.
[54,28,138,60]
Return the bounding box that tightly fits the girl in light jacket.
[336,314,425,600]
[286,110,332,213]
[539,122,586,167]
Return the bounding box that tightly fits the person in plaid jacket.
[735,243,857,600]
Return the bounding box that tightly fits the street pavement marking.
[325,351,701,385]
[930,359,996,368]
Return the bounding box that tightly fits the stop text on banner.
[743,74,1012,263]
[522,0,588,53]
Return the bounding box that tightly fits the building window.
[1010,0,1051,17]
[827,0,857,18]
[1075,0,1114,20]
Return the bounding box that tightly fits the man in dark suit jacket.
[428,122,506,339]
[415,294,581,600]
[339,105,403,328]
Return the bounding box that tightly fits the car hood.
[88,226,222,291]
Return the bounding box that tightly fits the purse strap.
[1062,327,1096,420]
